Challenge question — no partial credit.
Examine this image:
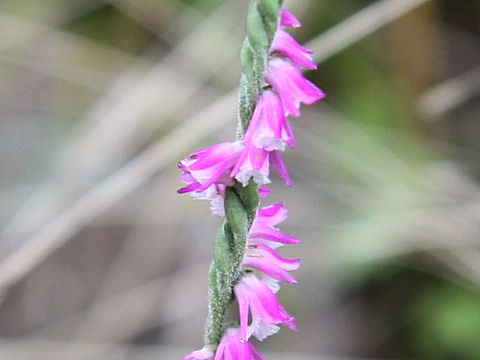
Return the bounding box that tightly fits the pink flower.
[230,145,271,186]
[178,142,243,194]
[266,58,325,118]
[249,203,300,245]
[243,241,300,285]
[271,29,317,70]
[214,328,264,360]
[280,9,301,28]
[178,142,244,215]
[234,273,297,341]
[184,347,214,360]
[231,146,292,187]
[245,89,295,151]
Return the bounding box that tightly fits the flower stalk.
[181,0,324,358]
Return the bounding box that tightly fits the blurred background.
[0,0,480,359]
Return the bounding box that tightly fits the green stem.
[204,0,282,349]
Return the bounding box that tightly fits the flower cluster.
[181,7,323,360]
[178,8,324,217]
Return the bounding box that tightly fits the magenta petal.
[228,334,248,360]
[231,144,271,186]
[270,150,292,186]
[250,146,269,169]
[250,344,265,360]
[271,29,317,70]
[177,181,201,194]
[214,340,225,360]
[250,225,300,244]
[280,9,301,28]
[184,347,214,360]
[283,111,297,149]
[177,141,242,197]
[266,58,326,118]
[193,166,232,192]
[242,274,296,327]
[244,90,295,151]
[244,243,300,284]
[258,186,270,197]
[189,142,242,170]
[215,328,263,360]
[257,203,288,224]
[261,90,296,150]
[250,203,300,244]
[243,257,296,284]
[279,303,298,331]
[235,274,297,340]
[250,242,301,271]
[234,281,251,341]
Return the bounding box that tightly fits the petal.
[178,142,243,195]
[234,281,251,341]
[258,186,271,197]
[183,347,214,360]
[235,275,297,342]
[278,304,298,331]
[231,146,271,186]
[259,90,295,150]
[260,274,281,293]
[266,58,325,118]
[244,90,295,152]
[209,192,225,217]
[190,142,242,169]
[222,329,250,360]
[242,274,295,327]
[250,343,266,360]
[177,181,201,194]
[280,9,301,28]
[270,150,292,186]
[193,167,228,192]
[250,225,300,245]
[256,203,288,225]
[248,320,280,341]
[244,256,298,284]
[244,242,300,284]
[271,29,317,70]
[214,340,226,360]
[189,184,217,200]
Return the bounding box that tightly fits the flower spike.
[180,3,322,358]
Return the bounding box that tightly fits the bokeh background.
[1,0,480,359]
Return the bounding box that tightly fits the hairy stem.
[204,0,282,349]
